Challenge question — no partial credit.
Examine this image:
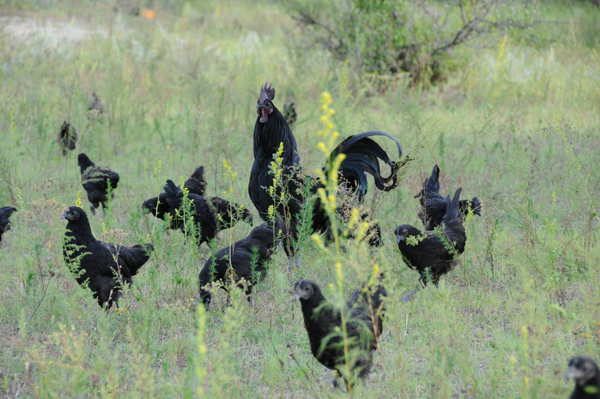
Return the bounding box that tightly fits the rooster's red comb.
[258,82,275,103]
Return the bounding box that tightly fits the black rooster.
[78,153,120,216]
[415,165,481,230]
[58,121,77,156]
[199,219,286,307]
[395,188,466,300]
[61,206,153,310]
[249,83,402,267]
[163,180,253,249]
[0,207,17,244]
[566,357,600,399]
[294,274,386,389]
[143,166,207,227]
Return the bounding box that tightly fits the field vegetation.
[0,0,599,397]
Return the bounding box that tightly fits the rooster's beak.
[256,104,265,110]
[60,211,69,220]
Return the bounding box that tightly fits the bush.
[287,0,544,88]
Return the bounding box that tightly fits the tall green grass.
[0,0,598,397]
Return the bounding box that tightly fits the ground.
[0,1,599,398]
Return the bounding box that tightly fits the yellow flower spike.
[75,190,82,208]
[521,326,529,340]
[318,142,326,152]
[314,170,326,183]
[356,221,370,241]
[311,234,327,252]
[510,355,516,365]
[267,205,274,220]
[372,263,380,276]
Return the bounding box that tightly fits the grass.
[0,0,599,397]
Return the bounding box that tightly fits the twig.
[26,274,53,324]
[286,343,313,384]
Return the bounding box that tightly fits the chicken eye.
[304,286,309,290]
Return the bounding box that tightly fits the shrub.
[287,0,545,88]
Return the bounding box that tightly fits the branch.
[477,18,571,29]
[431,16,569,59]
[431,20,476,57]
[291,10,338,38]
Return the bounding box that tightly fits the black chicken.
[395,188,466,300]
[89,92,104,114]
[415,165,481,230]
[58,121,77,156]
[199,219,286,307]
[282,102,297,128]
[163,180,253,249]
[78,153,120,216]
[294,275,386,389]
[61,206,154,309]
[566,357,600,399]
[0,207,17,244]
[142,166,208,227]
[323,203,384,247]
[249,83,403,267]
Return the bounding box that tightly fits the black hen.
[415,165,481,230]
[78,153,120,216]
[0,207,17,243]
[395,188,466,300]
[294,275,386,389]
[567,357,600,399]
[58,121,77,156]
[183,166,208,196]
[282,102,297,128]
[61,206,153,309]
[323,203,384,247]
[88,92,104,114]
[163,180,253,248]
[142,166,208,227]
[249,83,402,266]
[199,219,286,306]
